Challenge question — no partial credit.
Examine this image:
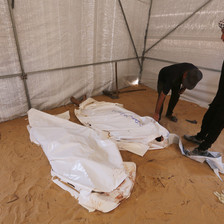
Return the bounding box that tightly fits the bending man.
[153,63,203,122]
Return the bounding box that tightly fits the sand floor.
[0,85,224,224]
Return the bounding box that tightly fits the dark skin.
[153,72,187,122]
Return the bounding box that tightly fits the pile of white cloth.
[27,108,136,212]
[27,98,224,213]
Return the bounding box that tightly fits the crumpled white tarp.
[169,134,224,181]
[75,98,170,156]
[27,108,136,212]
[75,98,224,180]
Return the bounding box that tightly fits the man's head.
[218,19,224,41]
[182,69,203,90]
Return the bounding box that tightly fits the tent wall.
[0,0,149,122]
[1,0,224,123]
[141,0,224,108]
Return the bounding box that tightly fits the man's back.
[158,63,197,94]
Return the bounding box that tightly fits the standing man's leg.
[184,105,216,143]
[189,108,224,155]
[196,106,215,140]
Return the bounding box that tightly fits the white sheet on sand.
[27,108,136,213]
[75,98,170,156]
[75,98,224,181]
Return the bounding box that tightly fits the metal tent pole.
[118,0,141,69]
[27,57,141,76]
[145,57,221,73]
[139,0,153,82]
[0,57,141,80]
[7,0,32,109]
[1,55,220,81]
[115,62,119,98]
[144,0,213,55]
[0,73,22,80]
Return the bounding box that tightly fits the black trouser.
[196,105,224,151]
[157,81,180,119]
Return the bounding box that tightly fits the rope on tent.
[144,0,213,54]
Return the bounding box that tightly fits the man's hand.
[153,113,160,122]
[179,87,186,94]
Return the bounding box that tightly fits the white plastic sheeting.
[74,99,224,180]
[27,108,136,212]
[75,98,170,156]
[141,0,224,108]
[0,0,149,122]
[52,161,136,212]
[169,134,224,181]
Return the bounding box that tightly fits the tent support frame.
[144,0,213,55]
[0,57,141,79]
[117,0,141,69]
[139,0,153,82]
[7,0,32,109]
[145,57,221,73]
[1,0,218,119]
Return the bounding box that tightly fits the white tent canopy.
[0,0,223,122]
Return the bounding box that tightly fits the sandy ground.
[0,85,224,224]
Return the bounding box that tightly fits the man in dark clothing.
[184,19,224,156]
[153,63,203,122]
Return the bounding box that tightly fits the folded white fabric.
[75,98,170,156]
[27,108,136,212]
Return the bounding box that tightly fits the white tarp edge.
[51,162,136,213]
[27,108,136,212]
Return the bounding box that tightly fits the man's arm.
[153,91,166,122]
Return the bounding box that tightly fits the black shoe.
[166,115,178,122]
[187,148,211,157]
[184,135,203,144]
